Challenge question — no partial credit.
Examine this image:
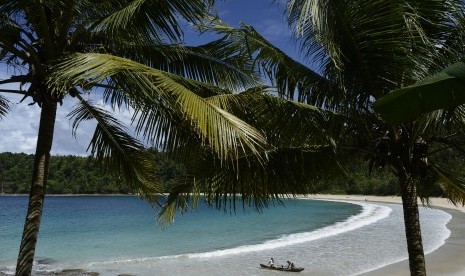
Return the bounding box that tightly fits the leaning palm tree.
[0,1,267,275]
[186,1,465,275]
[157,88,344,221]
[53,59,345,222]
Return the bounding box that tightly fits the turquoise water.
[0,196,451,275]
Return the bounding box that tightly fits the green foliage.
[0,151,184,194]
[5,151,448,196]
[0,152,33,193]
[374,60,465,124]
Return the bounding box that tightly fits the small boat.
[260,264,305,272]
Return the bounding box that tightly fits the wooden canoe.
[260,264,304,272]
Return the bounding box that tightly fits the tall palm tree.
[171,1,465,275]
[0,1,267,275]
[278,1,465,275]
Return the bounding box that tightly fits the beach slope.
[306,195,465,276]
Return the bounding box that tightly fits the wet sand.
[305,195,465,275]
[19,194,465,275]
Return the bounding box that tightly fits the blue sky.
[186,0,300,59]
[0,0,301,155]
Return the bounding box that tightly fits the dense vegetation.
[0,151,184,194]
[1,151,458,196]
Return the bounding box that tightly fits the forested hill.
[0,151,455,196]
[0,152,183,194]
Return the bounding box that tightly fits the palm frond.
[0,95,10,118]
[422,163,465,206]
[413,106,465,143]
[204,21,343,108]
[99,43,259,92]
[285,0,458,103]
[286,0,350,68]
[421,2,465,72]
[207,86,344,147]
[158,145,343,223]
[49,52,267,161]
[0,15,30,63]
[68,95,161,200]
[0,1,23,13]
[90,0,214,43]
[374,60,465,124]
[157,88,346,223]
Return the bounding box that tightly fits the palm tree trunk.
[16,101,57,276]
[399,174,426,276]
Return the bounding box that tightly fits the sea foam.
[185,201,391,258]
[88,201,391,267]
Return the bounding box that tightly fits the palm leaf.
[374,60,465,124]
[100,43,259,92]
[285,0,459,106]
[0,0,24,13]
[0,95,9,118]
[49,52,267,161]
[68,95,161,200]
[158,89,345,222]
[90,0,214,43]
[412,106,465,143]
[424,163,465,206]
[0,15,30,63]
[205,87,340,147]
[205,21,342,108]
[158,145,343,223]
[286,0,413,75]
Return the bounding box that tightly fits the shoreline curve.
[303,194,465,276]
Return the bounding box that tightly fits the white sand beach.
[3,194,462,275]
[305,195,465,275]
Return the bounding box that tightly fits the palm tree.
[0,1,267,275]
[54,58,343,222]
[277,1,465,275]
[164,1,465,275]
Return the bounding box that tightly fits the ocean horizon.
[0,195,451,275]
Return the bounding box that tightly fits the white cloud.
[50,105,93,156]
[0,93,94,156]
[9,130,37,152]
[0,90,143,156]
[0,93,40,154]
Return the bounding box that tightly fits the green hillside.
[0,151,183,194]
[1,151,456,196]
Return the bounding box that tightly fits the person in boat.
[287,261,295,269]
[268,258,275,267]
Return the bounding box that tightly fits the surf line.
[90,201,391,267]
[186,201,391,258]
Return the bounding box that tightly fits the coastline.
[305,194,465,275]
[3,194,463,275]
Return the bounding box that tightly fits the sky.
[0,0,303,156]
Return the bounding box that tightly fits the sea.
[0,196,451,276]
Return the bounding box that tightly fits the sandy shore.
[305,194,465,275]
[9,194,463,275]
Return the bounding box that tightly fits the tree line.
[1,151,458,196]
[0,151,184,194]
